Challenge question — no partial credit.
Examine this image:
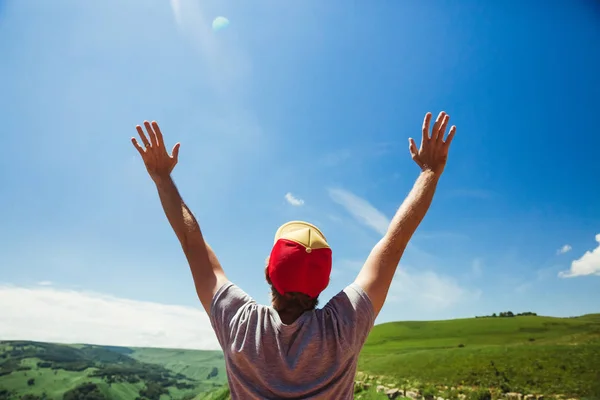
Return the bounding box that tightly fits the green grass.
[130,347,226,383]
[359,313,600,397]
[97,381,145,400]
[197,386,232,400]
[0,366,107,399]
[353,387,392,399]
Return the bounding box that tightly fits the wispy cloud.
[328,188,389,236]
[388,267,481,316]
[284,192,304,207]
[328,187,438,265]
[170,0,183,27]
[0,285,219,350]
[557,244,572,255]
[558,234,600,278]
[37,281,53,286]
[471,258,483,278]
[333,258,479,319]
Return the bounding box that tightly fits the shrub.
[421,385,437,400]
[468,388,492,400]
[207,366,219,379]
[21,395,42,400]
[443,388,460,400]
[63,382,105,400]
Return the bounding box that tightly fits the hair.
[269,286,319,314]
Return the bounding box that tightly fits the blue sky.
[1,0,599,349]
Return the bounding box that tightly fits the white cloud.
[284,192,304,206]
[328,188,389,236]
[557,244,572,255]
[387,267,481,315]
[559,234,600,278]
[334,258,478,319]
[37,281,53,286]
[0,285,219,350]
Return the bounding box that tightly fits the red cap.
[267,221,332,298]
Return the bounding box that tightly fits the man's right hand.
[409,111,456,175]
[132,121,181,183]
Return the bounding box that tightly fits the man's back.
[210,282,375,399]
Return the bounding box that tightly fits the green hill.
[358,313,600,398]
[0,341,226,400]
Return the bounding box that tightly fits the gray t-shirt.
[209,281,375,399]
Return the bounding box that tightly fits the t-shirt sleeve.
[209,281,256,349]
[324,282,376,349]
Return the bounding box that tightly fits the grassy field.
[359,313,600,398]
[129,347,226,383]
[2,313,600,399]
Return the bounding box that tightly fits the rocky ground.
[353,372,584,400]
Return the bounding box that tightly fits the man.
[132,111,456,399]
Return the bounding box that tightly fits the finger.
[172,142,181,161]
[136,125,151,148]
[432,111,446,142]
[131,137,145,156]
[152,121,165,148]
[409,138,423,168]
[409,138,418,156]
[438,114,450,142]
[444,125,457,148]
[422,112,432,141]
[144,121,158,147]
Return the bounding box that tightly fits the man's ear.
[265,256,273,284]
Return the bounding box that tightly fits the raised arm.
[132,121,227,313]
[355,111,456,317]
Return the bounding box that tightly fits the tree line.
[475,311,538,318]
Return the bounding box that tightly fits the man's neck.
[275,307,307,325]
